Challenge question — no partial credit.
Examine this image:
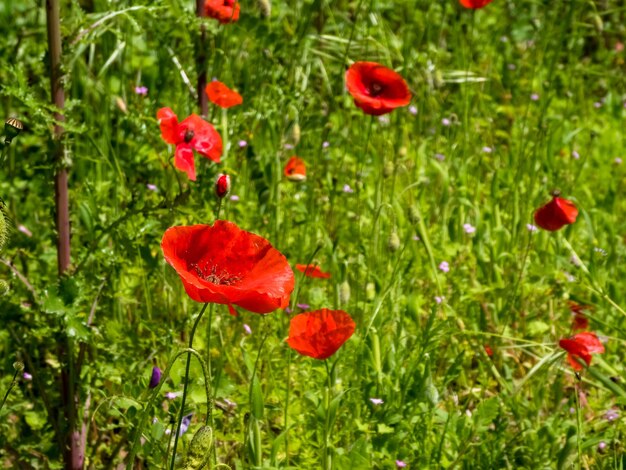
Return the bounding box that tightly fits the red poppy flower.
[204,0,240,23]
[559,332,605,371]
[284,156,306,182]
[295,264,331,279]
[459,0,494,8]
[157,107,222,181]
[161,221,294,314]
[533,196,578,231]
[205,81,243,109]
[345,62,411,116]
[287,309,356,360]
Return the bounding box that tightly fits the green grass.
[2,0,626,468]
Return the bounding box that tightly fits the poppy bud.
[407,206,420,224]
[366,282,376,301]
[148,366,161,389]
[257,0,271,17]
[388,231,401,252]
[534,195,578,231]
[215,174,231,199]
[183,425,214,469]
[383,161,394,178]
[290,123,301,145]
[339,280,351,304]
[13,361,24,372]
[4,117,23,145]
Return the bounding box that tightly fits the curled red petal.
[161,221,294,314]
[559,332,604,371]
[287,309,356,360]
[284,157,307,182]
[157,107,180,144]
[295,264,330,279]
[459,0,494,8]
[204,0,240,23]
[175,144,196,181]
[206,81,243,109]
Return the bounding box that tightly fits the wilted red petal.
[287,309,356,360]
[178,114,223,163]
[175,144,196,181]
[559,332,604,371]
[284,157,307,182]
[345,62,411,116]
[157,107,179,144]
[295,264,330,279]
[534,196,578,231]
[459,0,494,8]
[206,81,243,109]
[204,0,240,23]
[161,221,294,314]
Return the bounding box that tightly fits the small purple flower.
[482,146,492,153]
[297,303,310,310]
[569,407,576,414]
[342,184,354,193]
[526,223,537,232]
[615,157,623,165]
[378,115,390,125]
[179,414,193,436]
[369,398,384,405]
[572,150,580,160]
[598,441,606,452]
[435,296,443,304]
[530,93,540,101]
[438,261,449,273]
[396,461,407,468]
[23,372,32,381]
[605,409,619,422]
[284,143,294,150]
[507,63,517,71]
[285,307,292,314]
[134,86,148,95]
[408,105,418,115]
[243,324,252,335]
[165,428,172,435]
[230,194,240,201]
[412,235,420,241]
[149,366,161,389]
[434,153,445,162]
[594,101,602,109]
[238,140,248,148]
[165,391,180,400]
[146,183,158,192]
[441,118,451,126]
[18,225,32,237]
[322,141,330,148]
[463,223,476,234]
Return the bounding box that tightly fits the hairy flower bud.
[182,426,214,470]
[339,280,351,304]
[149,366,161,389]
[388,230,401,252]
[383,161,394,178]
[215,174,231,199]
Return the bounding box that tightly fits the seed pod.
[4,117,23,144]
[339,280,351,304]
[258,0,271,18]
[388,231,400,252]
[291,123,301,145]
[383,161,394,178]
[182,425,214,470]
[407,206,420,224]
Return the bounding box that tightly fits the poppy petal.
[179,114,223,164]
[345,62,411,116]
[175,144,197,181]
[206,81,243,109]
[284,157,307,182]
[295,264,331,279]
[204,0,240,23]
[157,107,180,144]
[459,0,494,8]
[287,309,355,360]
[534,196,578,231]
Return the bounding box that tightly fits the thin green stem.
[169,302,209,470]
[323,360,332,470]
[0,368,20,413]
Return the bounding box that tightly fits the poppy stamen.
[369,82,383,96]
[184,129,195,143]
[192,264,242,286]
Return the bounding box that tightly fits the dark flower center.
[184,129,195,143]
[191,263,242,286]
[369,82,384,97]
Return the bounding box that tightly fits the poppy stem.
[170,302,209,470]
[323,359,333,470]
[221,107,229,161]
[196,0,208,117]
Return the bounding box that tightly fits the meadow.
[1,0,626,468]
